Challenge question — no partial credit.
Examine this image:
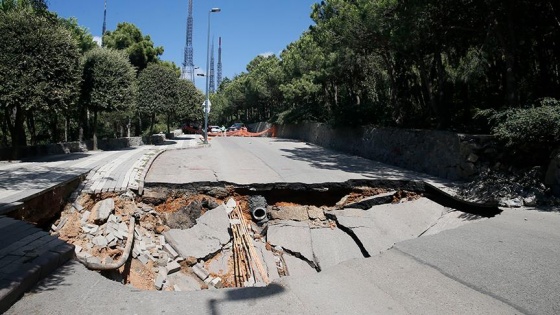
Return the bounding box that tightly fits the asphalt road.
[145,137,427,185]
[6,136,560,314]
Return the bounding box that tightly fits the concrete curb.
[0,218,74,314]
[137,149,167,196]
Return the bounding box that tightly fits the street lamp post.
[204,7,221,144]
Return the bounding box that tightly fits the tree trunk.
[149,113,155,137]
[10,106,27,159]
[27,111,37,146]
[166,113,171,134]
[93,110,98,151]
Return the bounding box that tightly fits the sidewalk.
[0,134,201,313]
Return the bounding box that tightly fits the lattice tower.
[209,39,216,93]
[181,0,195,81]
[217,37,223,89]
[102,0,107,45]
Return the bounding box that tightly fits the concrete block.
[166,261,181,275]
[138,254,149,265]
[74,245,83,254]
[210,277,223,289]
[81,211,91,223]
[192,263,209,281]
[72,202,84,212]
[164,244,179,259]
[92,235,108,248]
[94,198,114,223]
[159,235,165,246]
[132,246,141,258]
[154,274,166,290]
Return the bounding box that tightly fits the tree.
[103,22,164,72]
[0,9,81,152]
[177,79,204,125]
[136,63,179,135]
[80,48,136,150]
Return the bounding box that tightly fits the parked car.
[208,125,221,133]
[227,123,245,131]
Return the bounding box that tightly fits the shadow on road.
[208,283,285,315]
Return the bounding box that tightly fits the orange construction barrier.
[184,125,277,138]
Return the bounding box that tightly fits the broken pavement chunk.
[267,220,315,263]
[192,263,210,281]
[93,198,115,223]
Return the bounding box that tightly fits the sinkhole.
[45,181,500,292]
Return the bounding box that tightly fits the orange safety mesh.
[183,126,276,138]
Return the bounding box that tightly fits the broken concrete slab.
[267,220,314,263]
[421,210,485,236]
[269,206,309,221]
[92,235,108,248]
[310,227,364,271]
[164,224,224,260]
[253,241,280,281]
[342,191,396,210]
[167,272,201,291]
[327,197,445,256]
[93,198,114,223]
[195,205,231,245]
[207,250,232,275]
[282,253,317,277]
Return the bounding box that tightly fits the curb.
[137,148,167,196]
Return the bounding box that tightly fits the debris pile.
[51,186,480,292]
[458,167,560,207]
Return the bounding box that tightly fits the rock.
[523,195,538,207]
[204,187,229,199]
[93,198,114,224]
[501,198,523,208]
[307,206,326,220]
[269,206,309,221]
[142,188,168,205]
[267,220,314,263]
[164,201,202,229]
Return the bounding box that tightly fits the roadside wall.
[0,137,144,161]
[250,122,497,180]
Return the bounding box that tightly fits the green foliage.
[103,22,164,72]
[0,9,81,146]
[214,0,560,132]
[58,17,97,54]
[80,48,136,114]
[492,99,560,149]
[136,63,179,134]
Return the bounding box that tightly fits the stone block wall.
[251,122,497,181]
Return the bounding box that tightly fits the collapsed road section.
[50,182,497,291]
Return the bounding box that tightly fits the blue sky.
[48,0,318,90]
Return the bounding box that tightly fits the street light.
[203,7,221,144]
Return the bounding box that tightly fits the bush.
[491,98,560,165]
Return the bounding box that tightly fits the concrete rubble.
[53,186,484,293]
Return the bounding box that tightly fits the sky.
[48,0,319,91]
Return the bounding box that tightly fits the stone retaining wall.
[250,122,497,180]
[0,137,144,161]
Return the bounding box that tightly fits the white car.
[208,125,221,133]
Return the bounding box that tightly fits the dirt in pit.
[53,186,422,292]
